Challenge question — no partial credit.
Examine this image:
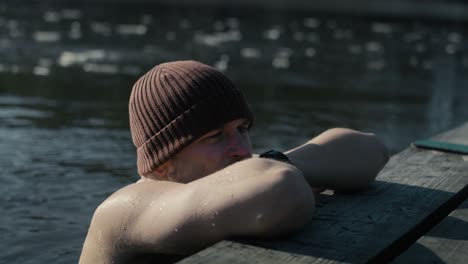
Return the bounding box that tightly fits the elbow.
[281,165,316,206]
[359,134,390,188]
[343,129,390,177]
[280,165,316,209]
[260,165,316,235]
[366,133,390,174]
[337,129,390,190]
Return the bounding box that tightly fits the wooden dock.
[179,122,468,263]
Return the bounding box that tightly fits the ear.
[141,160,174,181]
[153,160,173,178]
[155,164,168,177]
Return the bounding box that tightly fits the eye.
[238,125,249,134]
[237,121,251,134]
[202,130,223,143]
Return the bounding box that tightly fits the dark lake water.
[1,2,467,263]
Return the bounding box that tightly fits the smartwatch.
[259,150,292,164]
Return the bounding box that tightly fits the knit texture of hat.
[129,60,254,176]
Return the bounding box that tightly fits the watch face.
[259,150,291,164]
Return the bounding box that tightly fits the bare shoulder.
[79,180,182,263]
[89,180,182,233]
[105,180,180,205]
[95,180,181,220]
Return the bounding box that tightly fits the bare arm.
[285,128,389,191]
[80,158,314,262]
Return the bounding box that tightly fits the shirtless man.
[79,60,389,264]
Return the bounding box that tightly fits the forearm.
[285,128,389,191]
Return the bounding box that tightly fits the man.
[79,60,389,263]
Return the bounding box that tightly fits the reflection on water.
[1,2,468,264]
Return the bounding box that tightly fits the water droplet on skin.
[174,228,178,232]
[256,213,264,220]
[159,207,163,211]
[225,170,230,174]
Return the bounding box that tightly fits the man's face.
[164,118,252,183]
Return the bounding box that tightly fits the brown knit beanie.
[129,60,254,176]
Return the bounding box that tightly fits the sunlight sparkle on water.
[448,32,462,43]
[304,18,320,28]
[33,31,61,42]
[264,27,281,40]
[58,50,106,67]
[33,66,50,76]
[240,48,261,59]
[69,22,82,39]
[305,47,316,57]
[194,31,241,46]
[43,11,61,23]
[116,24,147,36]
[7,20,22,38]
[83,63,119,74]
[272,57,289,69]
[179,19,191,29]
[371,23,393,34]
[140,15,152,25]
[91,22,112,36]
[366,41,383,52]
[445,44,457,54]
[214,55,229,71]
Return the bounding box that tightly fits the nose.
[226,131,251,161]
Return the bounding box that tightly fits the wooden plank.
[178,242,342,264]
[178,122,468,263]
[393,199,468,263]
